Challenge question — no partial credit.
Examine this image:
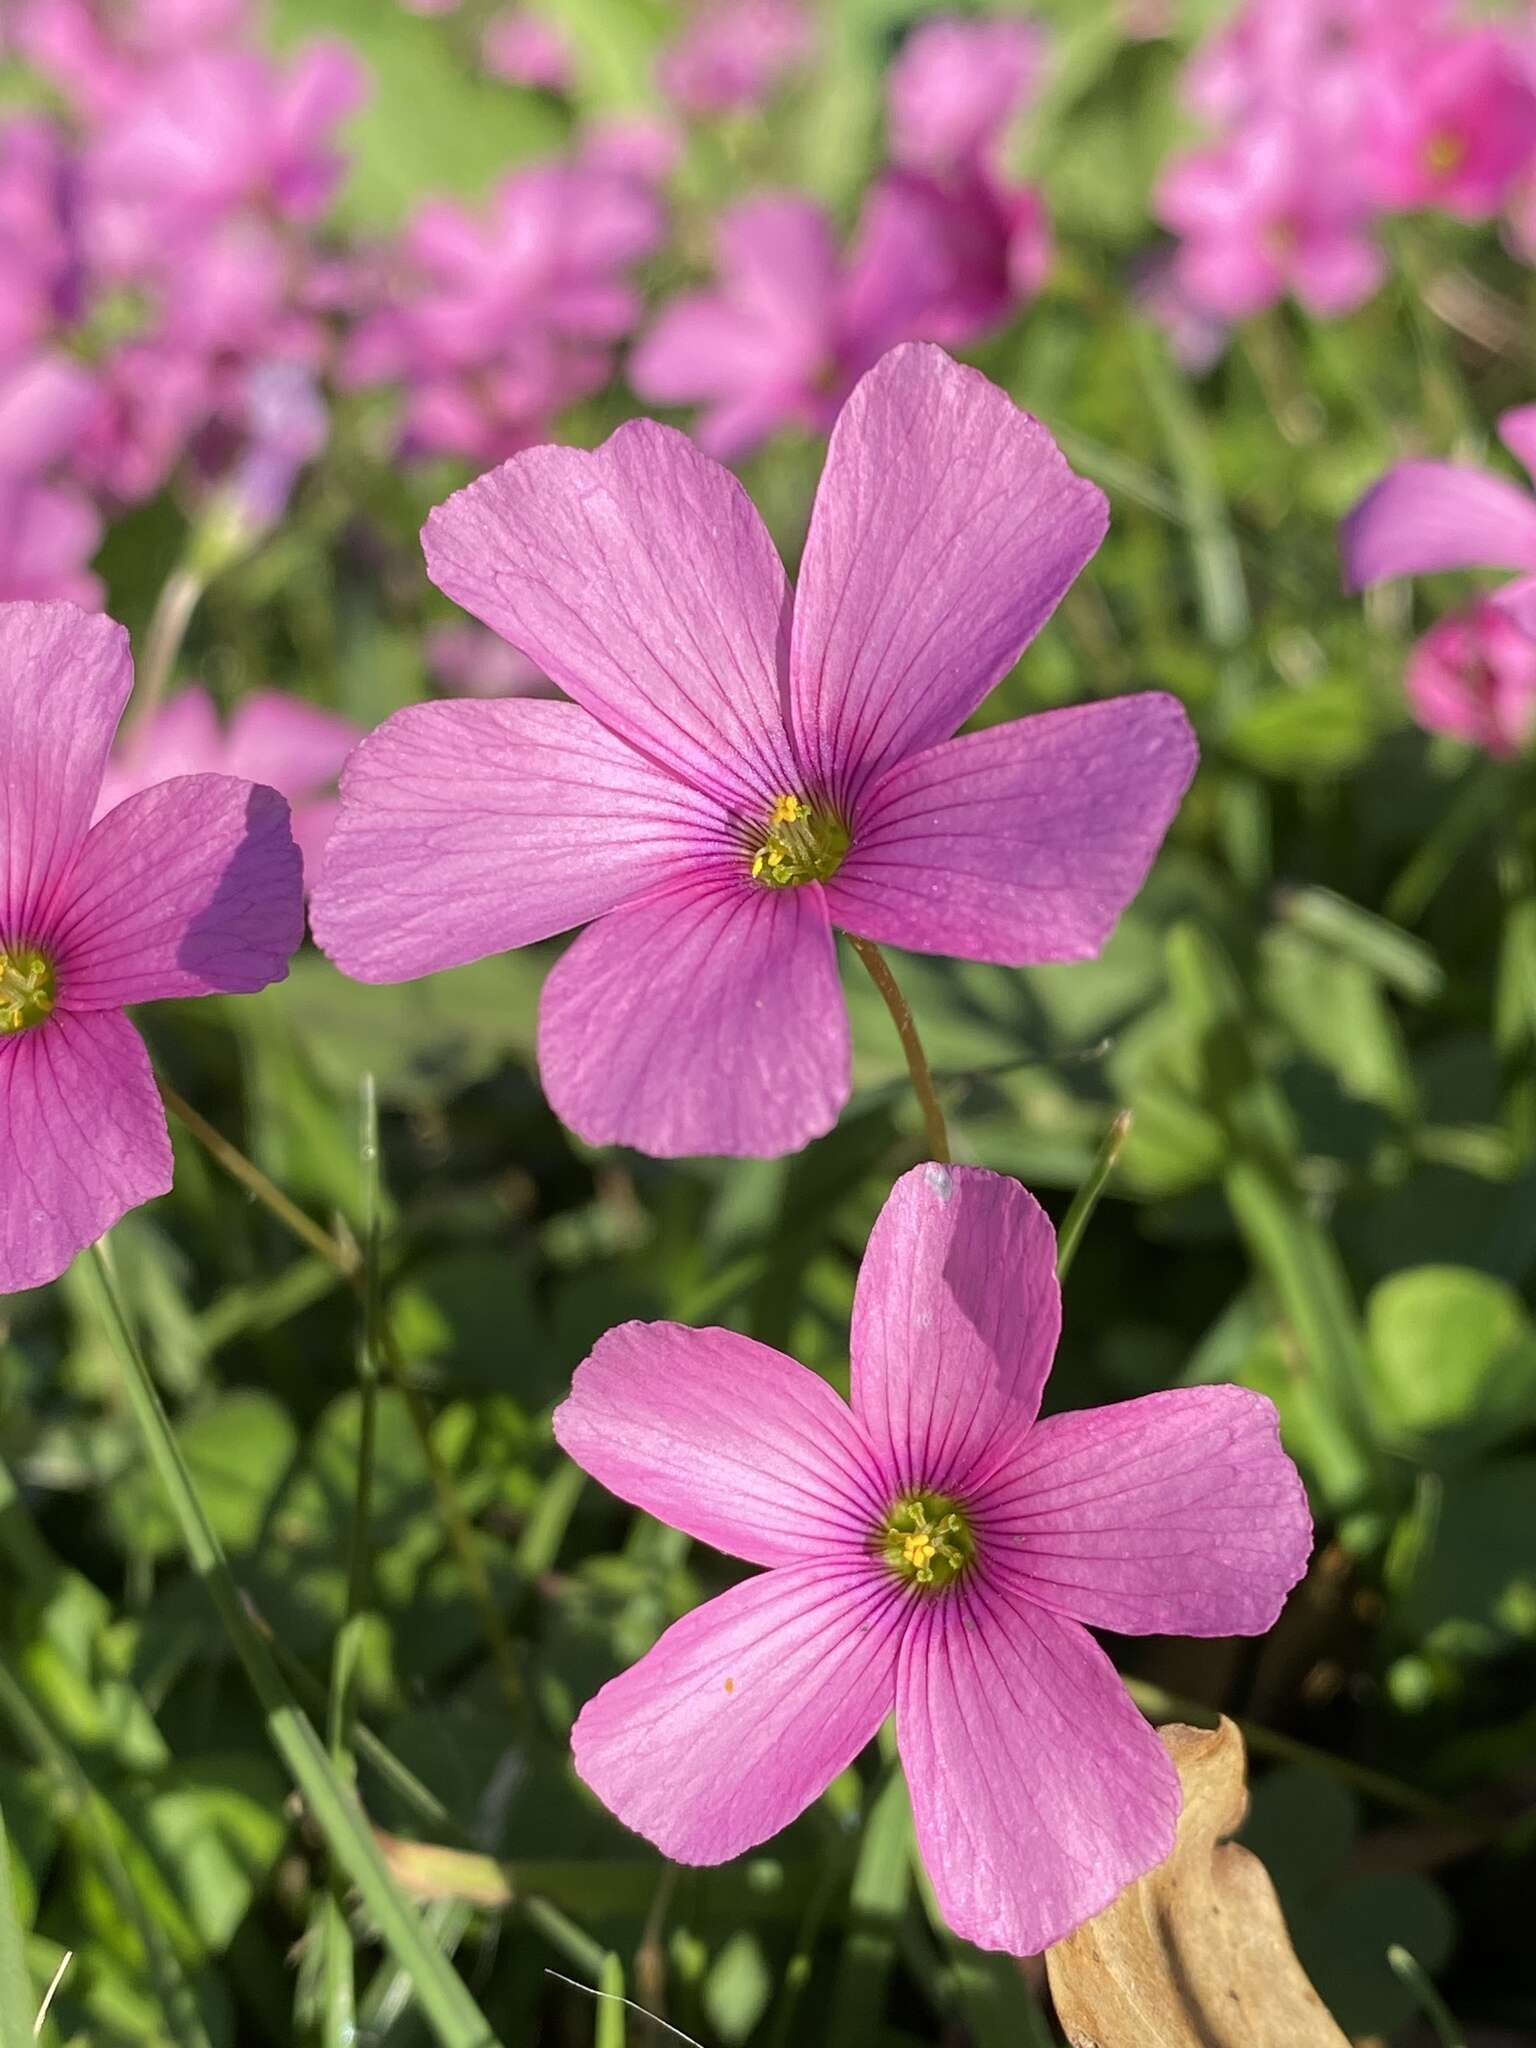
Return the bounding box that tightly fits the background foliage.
[2,0,1535,2043]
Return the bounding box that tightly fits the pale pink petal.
[1498,403,1536,483]
[0,602,132,939]
[1340,460,1536,589]
[49,778,302,1006]
[850,1165,1060,1499]
[973,1388,1312,1637]
[224,692,361,799]
[95,687,225,819]
[0,1009,171,1294]
[554,1321,885,1565]
[422,422,801,811]
[572,1562,904,1862]
[537,876,848,1158]
[790,345,1107,812]
[825,695,1196,966]
[311,700,730,984]
[898,1584,1179,1954]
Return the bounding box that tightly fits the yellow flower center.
[1423,130,1465,178]
[0,948,57,1036]
[749,792,850,889]
[881,1492,975,1591]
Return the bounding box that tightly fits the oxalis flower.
[0,601,303,1293]
[554,1165,1312,1953]
[313,344,1197,1158]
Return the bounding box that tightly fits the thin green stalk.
[87,1245,502,2048]
[0,1805,37,2048]
[1055,1110,1132,1280]
[1387,1945,1465,2048]
[157,1076,525,1710]
[317,1078,385,2048]
[1384,762,1499,927]
[123,563,206,749]
[0,1659,211,2048]
[846,936,950,1163]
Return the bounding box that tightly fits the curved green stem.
[847,936,950,1163]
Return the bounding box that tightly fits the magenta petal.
[537,878,849,1158]
[0,602,132,938]
[554,1321,885,1565]
[825,695,1197,965]
[898,1584,1180,1954]
[225,692,361,799]
[1340,460,1536,589]
[1498,404,1536,484]
[422,421,801,811]
[310,700,729,983]
[789,344,1107,812]
[850,1166,1060,1499]
[0,1010,171,1294]
[572,1562,904,1863]
[974,1388,1312,1637]
[50,778,302,1007]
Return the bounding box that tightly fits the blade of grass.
[0,1658,211,2048]
[1387,1945,1466,2048]
[1056,1110,1133,1280]
[86,1243,502,2048]
[826,1760,911,2046]
[0,1804,37,2048]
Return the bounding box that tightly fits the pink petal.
[789,345,1107,812]
[898,1583,1179,1954]
[850,1165,1060,1499]
[537,876,848,1158]
[49,777,302,1006]
[572,1561,903,1863]
[224,692,361,800]
[1340,460,1536,590]
[0,1009,171,1294]
[554,1321,886,1565]
[311,700,729,983]
[973,1388,1312,1637]
[422,421,801,812]
[95,687,225,820]
[0,602,131,939]
[825,695,1197,965]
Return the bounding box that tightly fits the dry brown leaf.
[1045,1717,1350,2048]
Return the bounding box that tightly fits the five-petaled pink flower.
[0,601,303,1294]
[554,1164,1313,1954]
[312,345,1197,1159]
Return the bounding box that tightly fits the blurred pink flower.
[481,8,572,90]
[343,158,663,465]
[1132,251,1228,374]
[657,0,809,117]
[1404,599,1536,757]
[314,345,1195,1158]
[98,684,361,886]
[1341,405,1536,594]
[0,475,102,605]
[554,1165,1311,1950]
[425,622,557,699]
[0,602,302,1293]
[887,14,1044,176]
[1362,27,1536,222]
[1157,112,1384,320]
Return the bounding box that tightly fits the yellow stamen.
[881,1494,973,1590]
[1424,131,1464,178]
[0,947,57,1036]
[748,791,850,889]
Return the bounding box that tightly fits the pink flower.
[313,346,1196,1159]
[97,685,361,885]
[1403,599,1536,758]
[1362,27,1536,222]
[1157,112,1384,320]
[481,8,572,91]
[657,0,809,116]
[424,622,556,699]
[886,14,1045,177]
[554,1165,1312,1951]
[0,602,302,1293]
[0,475,101,605]
[1340,405,1536,596]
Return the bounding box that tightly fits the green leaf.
[1228,679,1379,778]
[703,1932,773,2044]
[1366,1266,1536,1458]
[1402,1458,1536,1658]
[103,1393,298,1564]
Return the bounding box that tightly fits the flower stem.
[125,562,206,748]
[1056,1109,1133,1280]
[87,1244,502,2048]
[847,936,950,1163]
[156,1075,525,1710]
